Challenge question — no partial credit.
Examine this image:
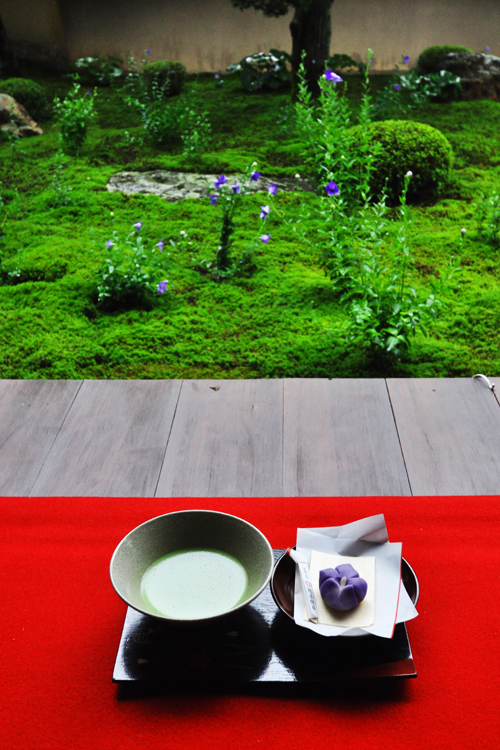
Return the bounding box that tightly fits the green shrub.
[373,69,461,120]
[96,222,170,310]
[227,50,291,92]
[125,86,211,152]
[326,53,365,75]
[142,60,186,99]
[417,45,473,74]
[73,55,124,86]
[361,120,454,204]
[0,77,50,120]
[53,83,97,155]
[295,50,377,208]
[74,55,123,86]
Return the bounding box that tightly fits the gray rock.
[0,94,43,137]
[431,52,500,101]
[106,170,313,201]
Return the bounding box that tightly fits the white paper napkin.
[293,514,418,638]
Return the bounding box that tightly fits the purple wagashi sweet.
[319,563,368,611]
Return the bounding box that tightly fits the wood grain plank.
[387,377,500,495]
[0,380,82,496]
[283,379,411,496]
[156,380,283,497]
[30,380,181,497]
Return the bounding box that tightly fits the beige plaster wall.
[333,0,498,71]
[58,0,289,72]
[1,0,499,71]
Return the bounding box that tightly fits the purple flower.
[231,181,241,194]
[486,46,491,53]
[403,55,410,64]
[157,239,164,250]
[250,171,261,182]
[324,181,340,196]
[393,83,401,91]
[134,221,143,231]
[106,240,113,248]
[209,195,217,206]
[157,280,168,294]
[260,234,270,243]
[259,205,270,220]
[267,182,277,196]
[325,69,343,84]
[86,91,91,96]
[146,49,151,55]
[214,174,227,189]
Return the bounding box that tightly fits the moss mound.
[0,77,50,120]
[417,45,473,74]
[364,120,454,204]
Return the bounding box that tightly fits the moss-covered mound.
[0,77,50,120]
[416,45,474,74]
[365,120,454,204]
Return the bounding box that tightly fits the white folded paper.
[293,514,418,638]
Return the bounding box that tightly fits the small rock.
[0,94,43,137]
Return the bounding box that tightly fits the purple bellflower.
[209,195,217,206]
[259,205,270,220]
[268,183,277,196]
[157,280,168,294]
[250,171,261,182]
[324,181,340,196]
[260,234,270,243]
[134,221,143,231]
[325,69,343,84]
[214,174,227,189]
[403,55,410,64]
[106,240,113,249]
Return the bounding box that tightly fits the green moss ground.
[1,71,499,379]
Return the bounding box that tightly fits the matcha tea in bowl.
[110,510,274,625]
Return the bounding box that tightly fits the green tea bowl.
[110,510,274,625]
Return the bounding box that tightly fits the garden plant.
[0,47,499,379]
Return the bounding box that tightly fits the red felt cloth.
[1,496,499,750]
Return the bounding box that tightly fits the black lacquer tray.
[112,550,417,683]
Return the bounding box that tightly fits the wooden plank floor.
[387,378,500,495]
[0,378,499,497]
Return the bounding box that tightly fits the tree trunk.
[290,0,333,99]
[0,14,17,75]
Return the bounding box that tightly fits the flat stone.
[106,170,313,201]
